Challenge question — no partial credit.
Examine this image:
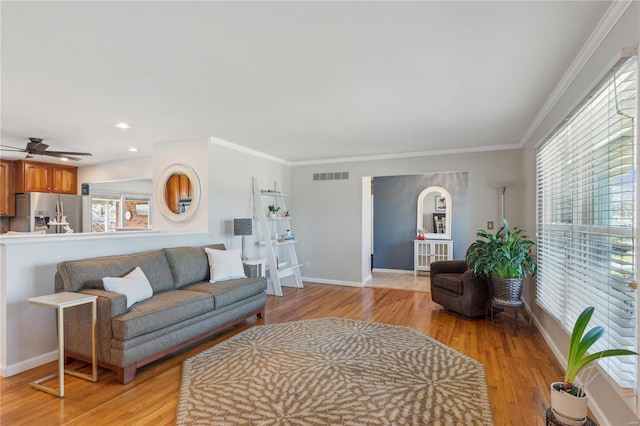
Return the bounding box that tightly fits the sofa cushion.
[204,247,247,282]
[432,273,463,295]
[112,290,214,340]
[57,249,174,293]
[103,266,153,308]
[182,277,266,309]
[165,246,210,288]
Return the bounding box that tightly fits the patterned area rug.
[176,318,494,425]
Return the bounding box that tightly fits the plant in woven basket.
[466,219,537,279]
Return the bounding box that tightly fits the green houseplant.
[551,306,637,423]
[267,204,280,218]
[466,220,536,305]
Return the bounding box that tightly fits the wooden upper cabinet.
[0,160,16,216]
[14,160,78,194]
[51,165,77,194]
[22,162,50,192]
[178,174,192,200]
[164,174,181,214]
[164,173,193,214]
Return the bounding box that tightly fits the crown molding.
[209,137,291,166]
[518,0,634,148]
[290,143,521,166]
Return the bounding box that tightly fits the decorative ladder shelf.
[252,177,303,296]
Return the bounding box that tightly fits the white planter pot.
[550,382,588,425]
[268,212,276,218]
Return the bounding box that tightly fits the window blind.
[536,54,638,390]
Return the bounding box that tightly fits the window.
[90,193,152,232]
[536,54,638,391]
[91,196,121,232]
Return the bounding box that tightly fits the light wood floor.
[1,283,569,425]
[366,270,430,292]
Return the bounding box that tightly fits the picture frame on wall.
[435,196,446,211]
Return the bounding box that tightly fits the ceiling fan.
[0,137,93,161]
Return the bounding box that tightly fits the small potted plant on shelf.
[466,219,537,305]
[550,306,637,424]
[284,210,290,218]
[267,205,280,218]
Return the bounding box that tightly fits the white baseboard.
[1,350,57,377]
[372,268,414,274]
[302,277,364,287]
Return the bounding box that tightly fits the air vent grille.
[312,172,349,181]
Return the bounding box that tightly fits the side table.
[28,292,98,397]
[490,298,525,335]
[244,258,266,277]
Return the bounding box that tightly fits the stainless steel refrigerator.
[10,193,83,234]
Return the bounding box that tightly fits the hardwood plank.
[1,283,571,425]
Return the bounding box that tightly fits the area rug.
[176,317,494,425]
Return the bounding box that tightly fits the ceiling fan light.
[60,157,69,162]
[114,122,131,129]
[128,147,139,152]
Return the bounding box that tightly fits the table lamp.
[233,218,252,261]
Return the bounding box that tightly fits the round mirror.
[156,164,201,222]
[417,186,452,240]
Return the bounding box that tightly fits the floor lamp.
[233,218,252,261]
[499,186,506,224]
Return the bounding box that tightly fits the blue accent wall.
[373,172,468,270]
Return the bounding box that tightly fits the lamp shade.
[233,218,252,236]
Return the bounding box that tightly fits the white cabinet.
[253,178,303,296]
[414,240,453,275]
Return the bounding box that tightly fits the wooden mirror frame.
[156,164,201,223]
[416,186,452,240]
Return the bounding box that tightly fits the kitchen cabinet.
[164,173,192,214]
[179,174,192,200]
[14,160,78,194]
[0,160,16,216]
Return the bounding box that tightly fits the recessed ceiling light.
[60,157,69,162]
[128,147,139,152]
[114,122,131,129]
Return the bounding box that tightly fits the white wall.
[206,139,290,257]
[521,3,640,425]
[291,149,523,285]
[78,157,153,186]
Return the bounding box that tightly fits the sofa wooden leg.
[117,365,137,384]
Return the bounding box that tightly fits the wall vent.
[313,172,349,181]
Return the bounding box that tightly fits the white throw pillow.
[204,247,247,282]
[103,266,153,309]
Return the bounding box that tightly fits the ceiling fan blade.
[42,152,83,161]
[0,144,28,152]
[45,150,93,156]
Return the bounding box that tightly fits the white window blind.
[536,54,638,390]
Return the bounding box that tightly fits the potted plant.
[550,306,637,424]
[267,204,280,218]
[466,219,537,305]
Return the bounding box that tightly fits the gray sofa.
[54,244,267,384]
